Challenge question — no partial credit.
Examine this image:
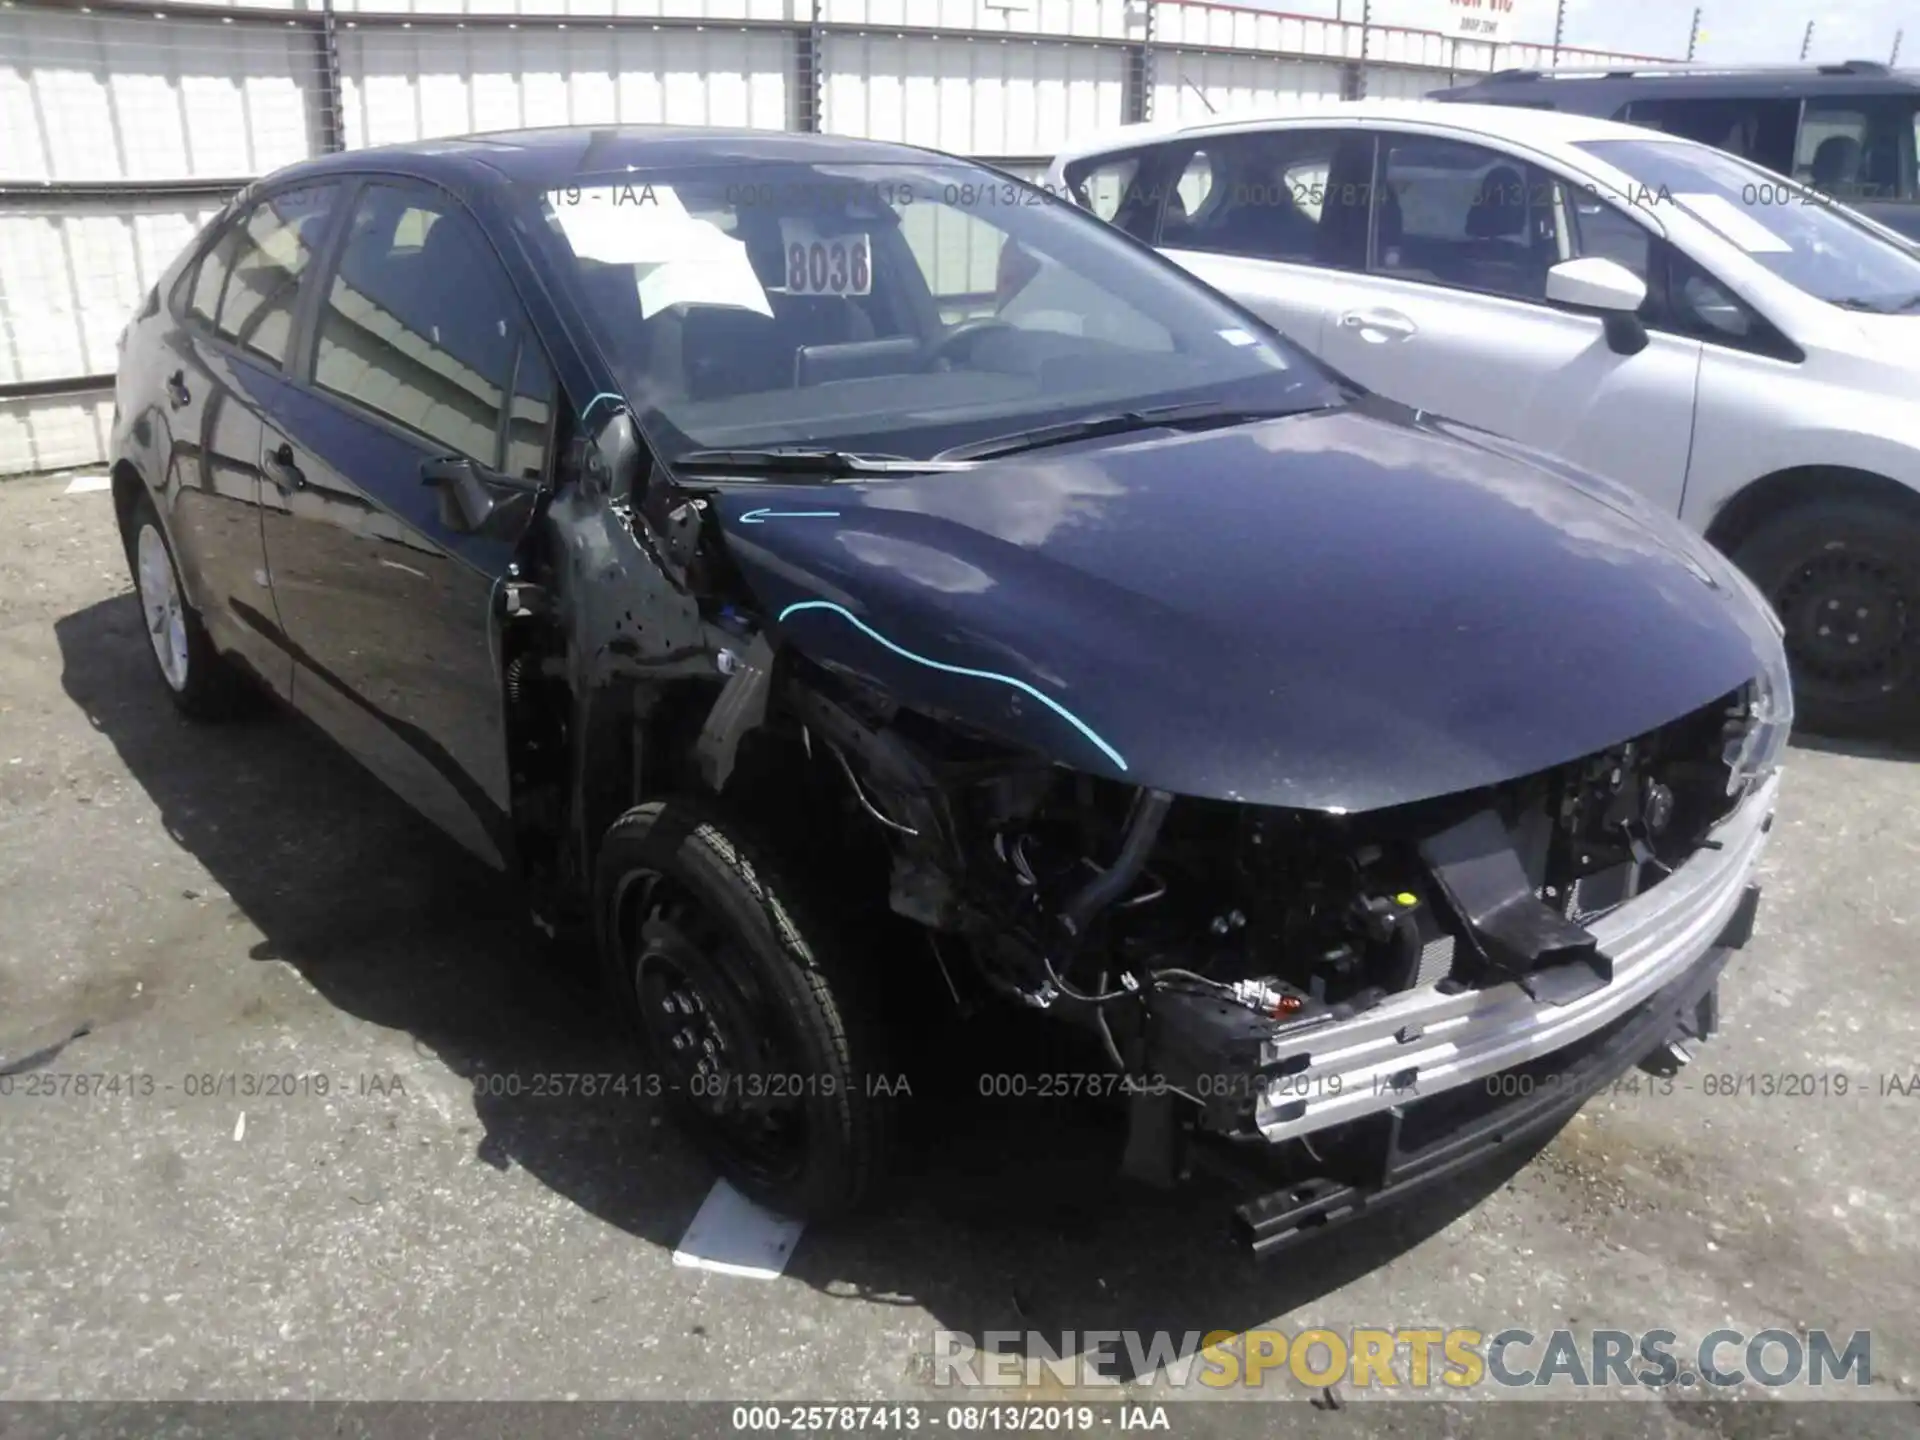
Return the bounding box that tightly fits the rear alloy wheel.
[1730,498,1920,739]
[136,522,190,694]
[595,799,889,1220]
[122,493,246,721]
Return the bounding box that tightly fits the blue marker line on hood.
[741,508,842,524]
[776,599,1128,773]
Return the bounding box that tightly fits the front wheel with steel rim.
[595,798,891,1220]
[1730,496,1920,740]
[122,491,244,720]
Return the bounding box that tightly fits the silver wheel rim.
[136,523,189,692]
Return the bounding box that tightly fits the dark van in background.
[1433,61,1920,241]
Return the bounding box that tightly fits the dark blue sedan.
[110,126,1790,1244]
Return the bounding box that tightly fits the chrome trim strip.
[1254,771,1780,1141]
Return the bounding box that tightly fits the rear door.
[155,182,342,695]
[1147,127,1376,356]
[1315,131,1702,513]
[259,178,559,866]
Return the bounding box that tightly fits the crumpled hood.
[707,396,1787,812]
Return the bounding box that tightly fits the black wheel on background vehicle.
[594,798,889,1219]
[120,492,246,721]
[1730,498,1920,739]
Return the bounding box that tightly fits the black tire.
[1729,498,1920,739]
[120,492,247,721]
[594,797,890,1220]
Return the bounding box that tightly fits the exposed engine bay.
[717,644,1769,1148]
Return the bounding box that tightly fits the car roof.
[258,125,966,195]
[1433,61,1920,112]
[1050,100,1658,169]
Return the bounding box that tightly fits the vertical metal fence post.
[1123,0,1156,126]
[1350,0,1370,101]
[797,0,823,133]
[314,0,346,154]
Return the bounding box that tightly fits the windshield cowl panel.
[532,159,1343,466]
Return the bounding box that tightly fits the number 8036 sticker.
[779,219,872,296]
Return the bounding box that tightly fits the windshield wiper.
[669,448,973,477]
[932,400,1332,463]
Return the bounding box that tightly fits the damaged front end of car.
[728,638,1782,1252]
[526,398,1792,1253]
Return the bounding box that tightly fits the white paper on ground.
[63,474,111,494]
[671,1179,806,1279]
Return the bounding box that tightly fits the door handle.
[263,440,306,493]
[165,370,191,408]
[1338,309,1418,342]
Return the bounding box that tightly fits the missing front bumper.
[1237,770,1776,1145]
[1222,896,1751,1255]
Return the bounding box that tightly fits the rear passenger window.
[186,227,238,328]
[1372,136,1565,302]
[1067,154,1158,242]
[215,183,340,365]
[1159,130,1344,264]
[312,183,528,468]
[1174,150,1214,225]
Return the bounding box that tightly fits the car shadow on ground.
[57,592,1542,1375]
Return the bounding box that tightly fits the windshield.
[1575,137,1920,310]
[536,159,1342,465]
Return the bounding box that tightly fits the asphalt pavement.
[1,471,1916,1437]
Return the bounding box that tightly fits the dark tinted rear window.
[185,224,239,328]
[215,184,341,365]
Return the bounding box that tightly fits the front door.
[259,179,558,866]
[1312,131,1704,515]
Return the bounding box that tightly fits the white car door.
[1128,128,1378,359]
[1312,130,1703,514]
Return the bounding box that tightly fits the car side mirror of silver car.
[1547,257,1651,357]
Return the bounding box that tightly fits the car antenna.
[1179,73,1217,114]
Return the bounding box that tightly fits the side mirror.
[1547,257,1651,357]
[422,456,504,535]
[1546,256,1647,313]
[587,405,648,501]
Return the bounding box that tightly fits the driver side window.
[1371,135,1566,303]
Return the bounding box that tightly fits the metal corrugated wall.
[0,0,1672,476]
